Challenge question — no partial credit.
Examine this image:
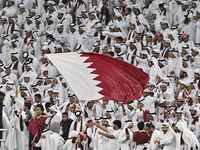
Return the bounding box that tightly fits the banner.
[46,52,149,104]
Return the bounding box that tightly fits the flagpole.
[0,100,3,138]
[0,91,5,140]
[31,132,38,150]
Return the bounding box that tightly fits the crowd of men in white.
[0,0,200,149]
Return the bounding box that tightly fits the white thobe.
[17,12,28,27]
[95,128,109,150]
[76,32,90,51]
[148,65,162,83]
[195,19,200,43]
[69,120,86,135]
[134,57,149,73]
[174,9,188,26]
[53,32,68,45]
[14,111,29,150]
[48,112,62,133]
[144,96,157,113]
[191,55,200,70]
[166,58,181,76]
[147,130,162,150]
[156,130,176,150]
[57,15,72,33]
[118,128,134,150]
[158,91,175,114]
[169,0,181,25]
[182,21,195,42]
[161,28,171,40]
[67,32,79,52]
[0,6,17,17]
[47,63,59,78]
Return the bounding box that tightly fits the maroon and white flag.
[46,52,149,104]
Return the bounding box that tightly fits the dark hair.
[107,51,114,57]
[24,102,31,110]
[46,34,54,41]
[126,8,131,13]
[50,97,55,105]
[46,34,53,38]
[183,72,187,77]
[62,112,68,116]
[149,91,154,95]
[62,0,69,4]
[36,104,44,111]
[0,91,5,97]
[113,120,121,129]
[159,4,164,8]
[137,121,144,130]
[35,93,41,99]
[45,102,51,109]
[146,122,155,129]
[115,36,123,42]
[87,101,91,105]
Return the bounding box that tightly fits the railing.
[0,129,7,150]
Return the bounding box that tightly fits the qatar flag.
[46,52,149,104]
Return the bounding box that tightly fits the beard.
[195,77,200,80]
[179,74,184,79]
[163,130,168,134]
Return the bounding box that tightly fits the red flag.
[27,117,45,140]
[46,52,149,104]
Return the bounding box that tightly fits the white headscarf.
[6,80,16,91]
[148,113,157,127]
[39,129,64,150]
[49,105,59,112]
[114,23,127,38]
[18,82,31,93]
[175,122,200,149]
[189,106,200,117]
[106,110,116,120]
[162,77,173,89]
[123,120,133,129]
[168,31,178,43]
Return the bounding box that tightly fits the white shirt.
[144,96,157,113]
[157,129,176,150]
[69,119,86,135]
[118,128,134,150]
[108,127,121,150]
[147,130,162,150]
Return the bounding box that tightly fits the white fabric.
[176,122,200,149]
[46,53,103,100]
[35,130,64,150]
